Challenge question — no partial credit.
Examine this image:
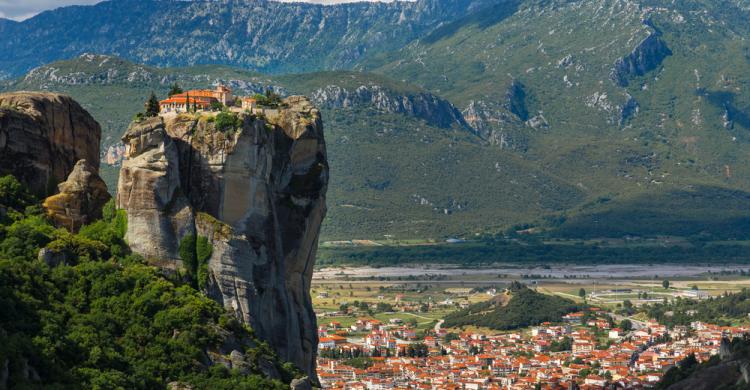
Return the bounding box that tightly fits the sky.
[0,0,400,21]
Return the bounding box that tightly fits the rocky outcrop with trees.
[117,96,328,381]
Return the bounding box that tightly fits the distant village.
[316,307,743,389]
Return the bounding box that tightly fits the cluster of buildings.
[158,85,259,113]
[316,312,748,389]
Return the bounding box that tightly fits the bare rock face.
[117,96,328,379]
[43,160,111,232]
[0,92,101,197]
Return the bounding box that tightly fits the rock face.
[43,160,111,232]
[117,97,328,379]
[0,92,101,197]
[611,23,672,87]
[311,84,469,129]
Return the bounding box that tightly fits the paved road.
[435,319,445,333]
[610,314,648,330]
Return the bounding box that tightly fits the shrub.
[214,112,241,133]
[0,175,34,212]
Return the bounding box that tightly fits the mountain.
[7,54,584,240]
[366,0,750,238]
[0,0,495,78]
[6,0,750,242]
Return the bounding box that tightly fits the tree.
[663,280,670,289]
[145,92,160,117]
[168,83,183,97]
[578,288,586,299]
[185,92,191,113]
[210,101,224,111]
[619,319,632,331]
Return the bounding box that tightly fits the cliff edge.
[116,96,328,380]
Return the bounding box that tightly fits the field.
[312,263,750,332]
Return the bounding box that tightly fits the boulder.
[43,160,111,232]
[0,92,101,197]
[290,377,313,390]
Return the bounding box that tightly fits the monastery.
[159,85,258,113]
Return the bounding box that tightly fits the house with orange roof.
[159,85,234,113]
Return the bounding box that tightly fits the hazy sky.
[0,0,400,21]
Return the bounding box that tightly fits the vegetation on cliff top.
[0,175,294,389]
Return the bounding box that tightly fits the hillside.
[6,0,750,242]
[0,0,495,78]
[0,175,296,389]
[364,0,750,240]
[443,282,584,330]
[7,55,585,240]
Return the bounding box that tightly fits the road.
[610,313,648,330]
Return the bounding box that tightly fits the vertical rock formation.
[0,92,101,197]
[117,97,328,379]
[43,159,111,232]
[611,23,672,87]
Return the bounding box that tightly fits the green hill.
[443,282,584,330]
[0,175,296,389]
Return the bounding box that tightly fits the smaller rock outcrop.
[611,23,672,87]
[0,92,101,197]
[43,160,111,232]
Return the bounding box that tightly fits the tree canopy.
[0,175,296,389]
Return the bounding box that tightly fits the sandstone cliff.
[0,92,101,197]
[117,97,328,380]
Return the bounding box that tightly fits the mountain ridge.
[0,0,497,78]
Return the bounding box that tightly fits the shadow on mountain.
[698,88,750,129]
[422,0,521,44]
[552,185,750,239]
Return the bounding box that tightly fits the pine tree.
[144,92,160,117]
[168,83,183,97]
[185,92,190,113]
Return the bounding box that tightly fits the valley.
[311,263,750,388]
[2,0,750,388]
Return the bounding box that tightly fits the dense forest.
[318,239,750,266]
[643,289,750,327]
[0,175,295,389]
[443,282,584,330]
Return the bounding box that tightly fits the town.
[315,297,742,389]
